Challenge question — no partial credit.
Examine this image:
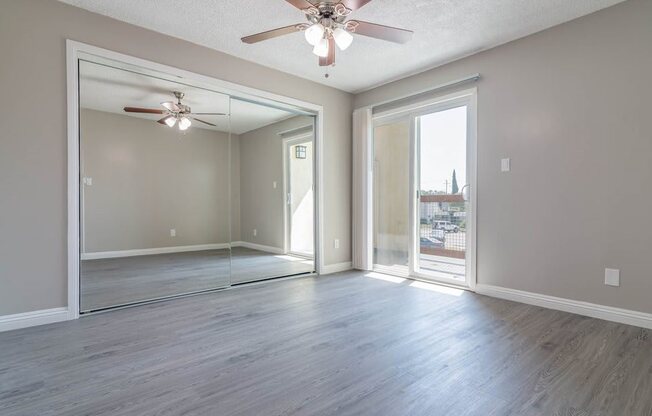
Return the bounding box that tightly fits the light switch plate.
[605,268,620,287]
[501,158,511,172]
[170,229,176,237]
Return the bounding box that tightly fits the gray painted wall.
[0,0,351,315]
[80,109,232,253]
[355,0,652,314]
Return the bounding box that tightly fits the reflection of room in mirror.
[79,59,316,312]
[231,108,315,285]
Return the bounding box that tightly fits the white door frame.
[282,133,315,257]
[67,40,325,319]
[371,88,477,290]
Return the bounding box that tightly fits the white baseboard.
[82,243,230,260]
[475,284,652,330]
[321,261,353,275]
[231,241,285,255]
[0,307,71,332]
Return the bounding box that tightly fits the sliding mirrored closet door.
[79,59,233,312]
[230,97,316,284]
[78,54,318,313]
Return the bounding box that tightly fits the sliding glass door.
[372,91,476,287]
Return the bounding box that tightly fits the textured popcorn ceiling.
[59,0,625,92]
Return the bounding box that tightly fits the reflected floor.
[81,247,314,311]
[230,248,314,285]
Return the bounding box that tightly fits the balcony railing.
[419,194,466,259]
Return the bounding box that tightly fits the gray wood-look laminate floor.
[81,247,314,311]
[2,271,651,415]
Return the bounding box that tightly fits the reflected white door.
[285,137,314,257]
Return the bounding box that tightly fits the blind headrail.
[367,73,480,115]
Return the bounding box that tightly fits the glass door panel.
[415,105,468,283]
[372,119,410,276]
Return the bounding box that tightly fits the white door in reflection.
[285,137,314,257]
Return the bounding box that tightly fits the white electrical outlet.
[501,158,511,172]
[605,268,620,287]
[334,239,340,249]
[273,181,277,189]
[170,229,176,237]
[253,229,257,237]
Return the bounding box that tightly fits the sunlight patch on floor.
[364,272,406,284]
[364,271,464,296]
[408,280,464,296]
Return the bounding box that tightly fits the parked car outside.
[420,237,445,248]
[431,229,445,240]
[433,220,459,233]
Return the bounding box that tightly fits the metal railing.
[419,195,466,259]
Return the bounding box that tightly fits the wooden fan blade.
[124,107,165,114]
[348,20,413,43]
[157,115,175,125]
[241,25,302,44]
[192,112,227,116]
[340,0,373,11]
[192,117,217,127]
[284,0,317,13]
[161,101,180,112]
[319,37,335,67]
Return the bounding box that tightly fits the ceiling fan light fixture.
[178,117,192,131]
[333,27,353,51]
[313,37,330,57]
[304,23,325,46]
[163,115,177,128]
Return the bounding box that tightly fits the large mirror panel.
[230,98,316,284]
[79,60,232,312]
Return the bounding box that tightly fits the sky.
[419,106,467,193]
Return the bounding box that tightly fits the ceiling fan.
[123,91,226,131]
[241,0,413,67]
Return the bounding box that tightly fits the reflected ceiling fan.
[241,0,413,67]
[123,91,226,130]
